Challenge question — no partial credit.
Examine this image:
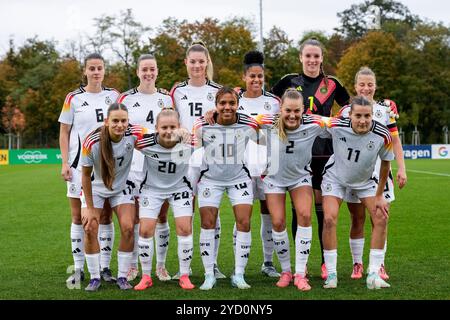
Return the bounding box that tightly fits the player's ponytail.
[276,89,304,141]
[187,41,214,81]
[100,103,128,190]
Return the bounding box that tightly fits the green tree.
[335,0,420,40]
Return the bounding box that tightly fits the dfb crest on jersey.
[157,99,164,108]
[367,141,375,151]
[235,129,243,139]
[207,92,214,101]
[264,102,271,111]
[126,142,133,152]
[325,183,332,192]
[105,96,112,105]
[267,182,274,189]
[302,130,308,137]
[375,110,383,119]
[141,197,149,207]
[69,184,77,194]
[320,87,328,94]
[203,188,211,198]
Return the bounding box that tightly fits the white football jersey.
[238,90,281,176]
[59,86,119,169]
[135,133,194,193]
[118,88,173,171]
[337,102,399,181]
[81,125,147,197]
[324,117,394,189]
[257,114,328,187]
[193,113,259,186]
[171,79,222,132]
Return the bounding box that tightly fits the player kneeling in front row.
[133,108,195,290]
[256,89,328,291]
[81,103,147,291]
[321,96,393,290]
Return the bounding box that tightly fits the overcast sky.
[0,0,448,55]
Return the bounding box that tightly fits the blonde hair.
[354,66,376,84]
[275,89,304,141]
[156,107,180,126]
[186,41,214,80]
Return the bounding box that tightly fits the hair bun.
[244,50,264,65]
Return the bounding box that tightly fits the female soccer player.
[193,87,259,290]
[81,102,147,291]
[256,89,327,291]
[321,96,393,290]
[133,108,195,291]
[59,53,119,286]
[235,50,281,278]
[271,38,350,279]
[118,54,173,282]
[170,41,225,280]
[337,67,407,280]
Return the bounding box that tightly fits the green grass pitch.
[0,159,449,300]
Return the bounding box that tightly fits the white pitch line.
[405,169,450,177]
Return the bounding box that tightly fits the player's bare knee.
[272,219,286,232]
[323,215,337,229]
[236,220,250,232]
[120,224,134,240]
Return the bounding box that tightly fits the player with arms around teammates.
[59,53,119,286]
[133,108,196,291]
[256,89,328,291]
[170,41,225,280]
[321,96,394,290]
[117,54,173,282]
[193,87,259,290]
[80,103,147,291]
[337,67,407,281]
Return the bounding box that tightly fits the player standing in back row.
[59,53,119,286]
[170,41,225,280]
[118,54,173,282]
[271,38,350,279]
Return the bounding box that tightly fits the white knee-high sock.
[155,222,170,268]
[70,223,85,270]
[131,224,139,268]
[178,234,194,275]
[138,237,154,276]
[117,251,132,279]
[85,253,100,280]
[98,223,114,270]
[295,225,312,276]
[368,249,385,274]
[214,214,221,265]
[235,231,252,275]
[324,249,337,276]
[349,238,365,265]
[200,228,215,275]
[260,214,274,263]
[272,229,291,272]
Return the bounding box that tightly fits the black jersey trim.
[198,167,209,183]
[182,176,193,191]
[71,135,82,169]
[322,161,335,176]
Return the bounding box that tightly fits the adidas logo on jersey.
[339,137,347,142]
[81,101,89,107]
[301,179,309,183]
[150,153,159,158]
[181,95,188,100]
[183,201,190,206]
[238,106,244,110]
[242,191,250,196]
[132,102,141,108]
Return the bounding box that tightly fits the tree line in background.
[0,0,448,148]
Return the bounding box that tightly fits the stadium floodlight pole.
[258,0,264,53]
